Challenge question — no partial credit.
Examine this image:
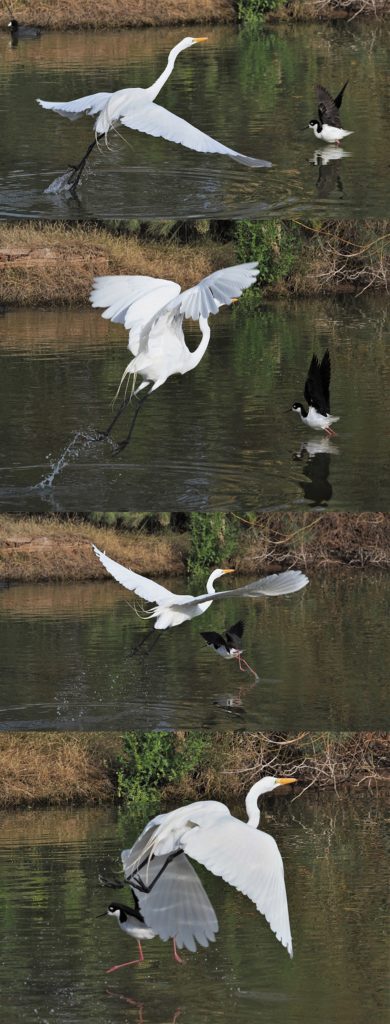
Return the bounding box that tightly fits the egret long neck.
[245,781,267,828]
[147,44,183,101]
[206,568,222,595]
[187,318,211,371]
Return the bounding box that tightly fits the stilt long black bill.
[113,392,150,457]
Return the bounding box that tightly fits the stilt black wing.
[225,620,245,646]
[316,83,347,128]
[304,351,331,415]
[200,630,225,648]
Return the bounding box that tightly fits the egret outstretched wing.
[166,263,259,320]
[122,848,218,952]
[37,93,112,121]
[182,818,293,956]
[186,570,309,607]
[92,545,175,604]
[90,275,181,333]
[120,102,272,168]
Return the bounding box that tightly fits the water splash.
[44,169,78,194]
[36,429,105,489]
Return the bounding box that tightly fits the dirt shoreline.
[1,221,389,307]
[0,513,389,583]
[0,731,388,809]
[1,1,388,31]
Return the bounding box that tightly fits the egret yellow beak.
[276,778,297,786]
[194,37,208,42]
[231,298,239,303]
[222,568,235,574]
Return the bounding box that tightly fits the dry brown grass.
[0,1,235,30]
[287,220,390,297]
[0,222,231,307]
[1,512,389,582]
[0,514,188,582]
[165,732,390,804]
[0,733,120,808]
[235,512,390,573]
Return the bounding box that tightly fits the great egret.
[92,544,309,654]
[89,262,259,453]
[99,845,219,967]
[201,620,258,679]
[37,37,271,193]
[124,776,297,958]
[304,82,352,144]
[289,350,339,435]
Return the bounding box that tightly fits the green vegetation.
[117,731,211,813]
[187,513,238,576]
[238,0,282,27]
[234,220,302,290]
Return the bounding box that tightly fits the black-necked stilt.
[99,897,184,971]
[304,81,352,144]
[8,18,41,38]
[289,350,339,436]
[200,620,258,678]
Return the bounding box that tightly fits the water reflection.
[0,793,387,1024]
[310,147,350,200]
[0,22,389,218]
[293,438,338,506]
[0,296,389,511]
[0,572,388,731]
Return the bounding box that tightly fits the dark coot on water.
[8,18,41,38]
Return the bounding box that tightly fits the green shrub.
[188,513,238,576]
[238,0,283,27]
[234,221,301,290]
[117,731,211,812]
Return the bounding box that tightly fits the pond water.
[0,296,389,511]
[0,21,389,219]
[0,792,388,1024]
[0,572,388,731]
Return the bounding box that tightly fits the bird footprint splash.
[36,429,106,489]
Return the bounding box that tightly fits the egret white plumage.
[89,262,260,453]
[92,544,308,653]
[304,81,352,144]
[289,349,339,435]
[37,37,271,193]
[123,776,297,958]
[99,842,219,968]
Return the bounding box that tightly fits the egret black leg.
[113,392,150,457]
[127,626,157,658]
[67,132,105,193]
[96,394,132,441]
[128,851,183,894]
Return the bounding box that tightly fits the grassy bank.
[0,0,387,30]
[0,731,387,809]
[0,512,389,583]
[1,220,388,307]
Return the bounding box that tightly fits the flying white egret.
[89,262,260,453]
[99,845,219,969]
[92,544,309,652]
[37,37,271,193]
[123,776,297,958]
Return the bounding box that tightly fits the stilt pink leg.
[325,426,337,437]
[106,941,144,972]
[172,939,183,964]
[236,653,258,679]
